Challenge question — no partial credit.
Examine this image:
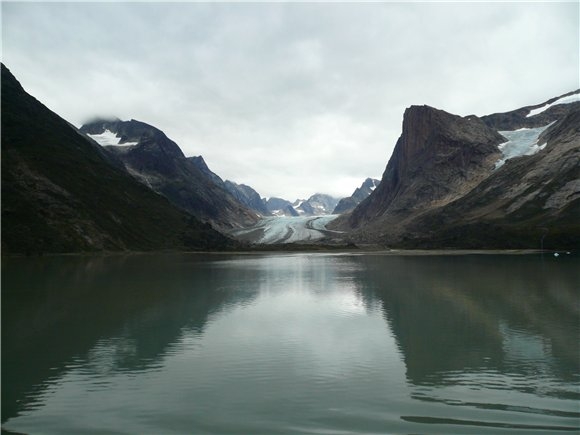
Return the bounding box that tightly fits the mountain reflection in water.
[2,253,579,434]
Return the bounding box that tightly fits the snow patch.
[526,93,580,118]
[87,129,138,147]
[495,124,552,169]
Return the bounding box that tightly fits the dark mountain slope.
[331,106,505,235]
[224,181,270,216]
[330,94,579,249]
[1,64,234,254]
[80,120,259,231]
[333,178,380,214]
[402,109,580,249]
[187,156,270,216]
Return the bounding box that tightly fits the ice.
[87,129,139,147]
[235,215,339,244]
[495,124,552,168]
[526,93,580,118]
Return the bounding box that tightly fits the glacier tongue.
[234,215,339,244]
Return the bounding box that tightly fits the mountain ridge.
[1,64,235,254]
[329,91,580,249]
[80,119,260,231]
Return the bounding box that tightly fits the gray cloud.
[3,2,578,200]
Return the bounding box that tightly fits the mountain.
[223,181,270,216]
[330,91,580,249]
[403,106,580,249]
[293,193,340,216]
[80,119,259,231]
[1,64,234,254]
[333,178,380,214]
[187,156,270,216]
[263,197,299,216]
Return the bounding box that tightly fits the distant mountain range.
[330,90,580,249]
[263,193,340,217]
[3,61,578,253]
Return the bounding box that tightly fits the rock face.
[1,64,234,254]
[330,92,580,249]
[333,105,505,233]
[333,178,380,214]
[80,119,259,231]
[405,109,580,249]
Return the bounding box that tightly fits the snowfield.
[87,129,139,147]
[233,215,340,244]
[495,123,552,168]
[526,93,580,118]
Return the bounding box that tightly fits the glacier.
[233,215,339,244]
[495,124,552,168]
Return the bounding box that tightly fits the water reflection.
[2,253,579,434]
[2,254,261,422]
[349,255,579,386]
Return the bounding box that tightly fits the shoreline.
[2,247,574,259]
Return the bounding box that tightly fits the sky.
[2,2,579,201]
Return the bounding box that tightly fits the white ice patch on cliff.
[88,129,139,147]
[526,93,580,118]
[495,124,552,169]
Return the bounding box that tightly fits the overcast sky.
[2,2,578,200]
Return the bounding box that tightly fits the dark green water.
[2,253,579,434]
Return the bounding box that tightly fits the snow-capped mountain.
[292,194,340,216]
[80,119,259,230]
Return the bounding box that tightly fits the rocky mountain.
[263,197,299,216]
[187,156,270,216]
[1,64,234,254]
[224,181,270,216]
[333,178,380,214]
[80,119,259,231]
[330,91,580,249]
[292,194,340,216]
[263,193,340,217]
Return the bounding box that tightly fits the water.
[2,253,579,434]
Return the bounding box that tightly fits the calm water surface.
[2,253,579,434]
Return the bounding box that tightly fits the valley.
[2,62,579,254]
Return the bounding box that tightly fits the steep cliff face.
[403,109,580,249]
[330,93,579,249]
[337,106,504,233]
[80,120,259,231]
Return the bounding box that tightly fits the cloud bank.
[3,2,578,200]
